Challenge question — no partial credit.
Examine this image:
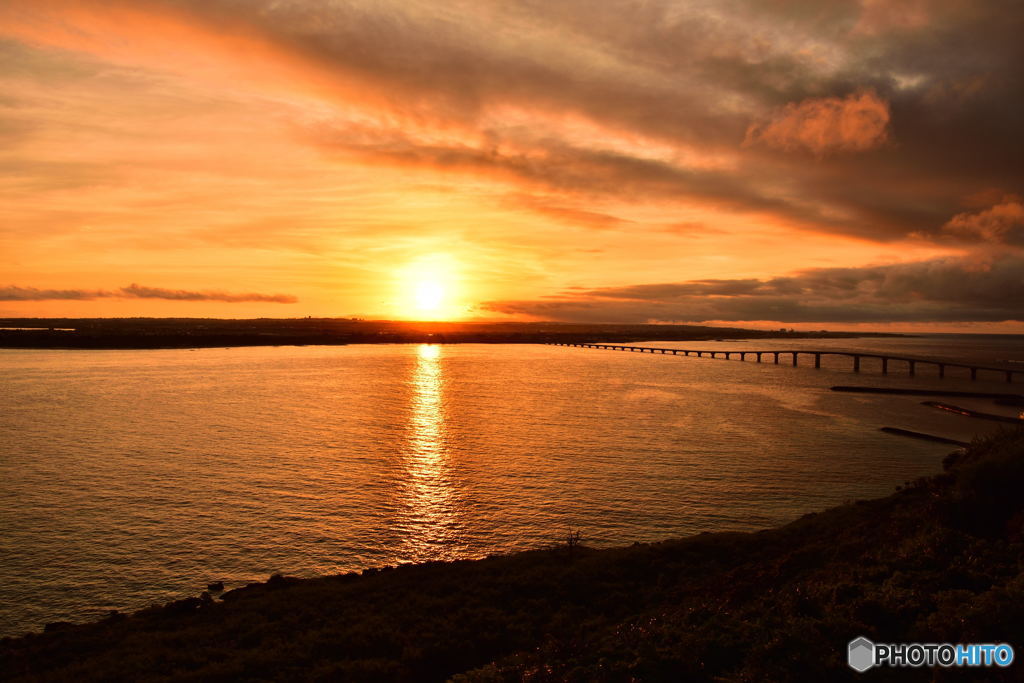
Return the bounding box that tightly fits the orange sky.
[1,0,1022,331]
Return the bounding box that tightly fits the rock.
[44,621,73,633]
[162,597,203,616]
[206,581,224,592]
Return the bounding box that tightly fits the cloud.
[1,0,1020,249]
[504,194,633,230]
[310,124,878,236]
[0,0,1022,326]
[745,90,891,155]
[939,199,1024,246]
[0,286,104,301]
[0,284,297,303]
[482,253,1024,323]
[854,0,937,35]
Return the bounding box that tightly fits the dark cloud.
[483,253,1024,323]
[4,0,1022,245]
[0,284,297,303]
[272,0,1018,242]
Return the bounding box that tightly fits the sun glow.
[396,254,465,320]
[415,280,445,312]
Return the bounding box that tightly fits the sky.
[1,0,1022,330]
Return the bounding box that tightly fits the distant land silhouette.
[0,318,900,350]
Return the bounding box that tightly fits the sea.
[1,334,1022,637]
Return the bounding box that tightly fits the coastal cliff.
[3,429,1022,681]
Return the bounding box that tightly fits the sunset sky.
[1,0,1022,330]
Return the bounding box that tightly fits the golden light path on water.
[399,344,465,562]
[3,339,1019,635]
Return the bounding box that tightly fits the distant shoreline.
[0,318,903,350]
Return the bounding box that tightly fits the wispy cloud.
[0,284,297,303]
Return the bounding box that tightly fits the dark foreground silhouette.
[3,430,1022,682]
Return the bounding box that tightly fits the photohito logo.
[848,637,1014,672]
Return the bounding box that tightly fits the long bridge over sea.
[548,342,1024,383]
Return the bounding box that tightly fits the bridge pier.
[773,352,779,364]
[881,358,888,374]
[814,353,821,369]
[909,361,915,377]
[853,356,861,372]
[971,368,977,380]
[756,352,762,363]
[792,352,798,367]
[938,364,945,379]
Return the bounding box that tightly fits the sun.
[414,280,445,312]
[396,254,464,320]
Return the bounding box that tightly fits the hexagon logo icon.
[848,637,875,672]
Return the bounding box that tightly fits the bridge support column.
[971,368,977,380]
[1008,371,1013,383]
[939,364,945,378]
[909,361,915,377]
[853,356,861,372]
[756,353,762,363]
[773,353,779,364]
[882,358,888,374]
[792,353,798,367]
[814,353,821,369]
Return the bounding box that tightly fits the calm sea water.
[1,335,1021,636]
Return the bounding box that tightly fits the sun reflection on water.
[399,344,465,562]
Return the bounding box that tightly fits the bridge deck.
[548,343,1023,383]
